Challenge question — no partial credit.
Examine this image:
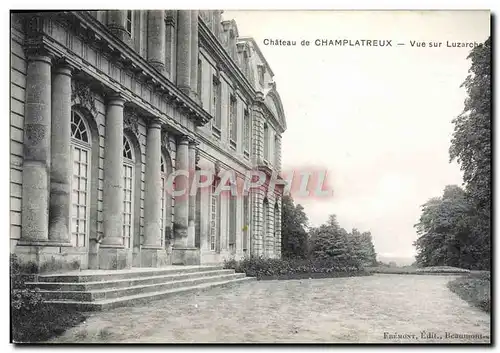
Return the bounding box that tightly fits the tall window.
[229,94,237,149]
[211,75,221,138]
[263,198,269,256]
[243,108,250,158]
[126,10,133,36]
[197,58,202,99]
[258,65,265,86]
[228,194,237,252]
[274,135,279,166]
[243,195,249,252]
[210,181,219,251]
[263,123,269,162]
[122,136,134,248]
[274,202,279,253]
[160,156,167,247]
[70,111,91,248]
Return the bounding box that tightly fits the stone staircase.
[26,265,254,311]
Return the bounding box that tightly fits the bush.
[416,266,470,274]
[10,254,87,343]
[224,256,369,280]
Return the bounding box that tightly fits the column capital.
[148,117,162,129]
[53,59,74,77]
[177,135,190,145]
[106,93,127,107]
[26,53,54,66]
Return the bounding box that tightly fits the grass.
[366,265,471,275]
[447,272,490,313]
[11,304,88,343]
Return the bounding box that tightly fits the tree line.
[281,196,377,268]
[413,37,491,270]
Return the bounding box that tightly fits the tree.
[309,214,361,268]
[413,185,478,269]
[449,37,491,269]
[281,196,309,259]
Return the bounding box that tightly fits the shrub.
[224,256,368,280]
[10,254,87,342]
[416,266,470,274]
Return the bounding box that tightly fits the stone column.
[173,136,189,247]
[165,11,177,79]
[99,95,129,269]
[176,10,192,95]
[172,135,200,265]
[20,54,52,243]
[213,10,222,40]
[190,10,199,100]
[147,10,166,73]
[142,119,168,267]
[48,62,73,243]
[187,139,197,247]
[107,10,127,41]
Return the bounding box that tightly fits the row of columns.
[21,51,198,265]
[105,10,199,100]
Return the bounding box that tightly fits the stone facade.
[10,10,287,270]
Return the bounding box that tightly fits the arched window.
[70,111,91,247]
[122,135,135,248]
[263,123,269,162]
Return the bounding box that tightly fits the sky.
[223,10,490,260]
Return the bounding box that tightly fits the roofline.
[237,36,275,77]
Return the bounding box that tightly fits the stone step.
[45,276,255,311]
[27,269,236,291]
[39,273,246,302]
[36,265,224,283]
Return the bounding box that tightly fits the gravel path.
[50,274,491,343]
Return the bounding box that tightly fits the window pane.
[79,178,86,191]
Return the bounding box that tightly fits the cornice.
[68,11,212,127]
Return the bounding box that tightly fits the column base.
[171,247,200,265]
[98,247,132,270]
[14,244,86,272]
[141,248,172,267]
[187,222,195,248]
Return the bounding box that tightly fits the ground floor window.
[210,183,219,251]
[122,136,134,248]
[70,111,91,248]
[71,145,90,247]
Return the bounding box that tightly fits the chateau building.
[10,11,287,269]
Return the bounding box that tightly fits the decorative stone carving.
[161,129,171,152]
[71,80,97,113]
[214,161,221,175]
[195,148,200,167]
[123,107,140,137]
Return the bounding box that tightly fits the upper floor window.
[126,10,133,36]
[211,75,221,138]
[274,135,279,166]
[229,94,237,149]
[263,122,269,162]
[197,58,202,99]
[243,108,250,158]
[258,65,265,86]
